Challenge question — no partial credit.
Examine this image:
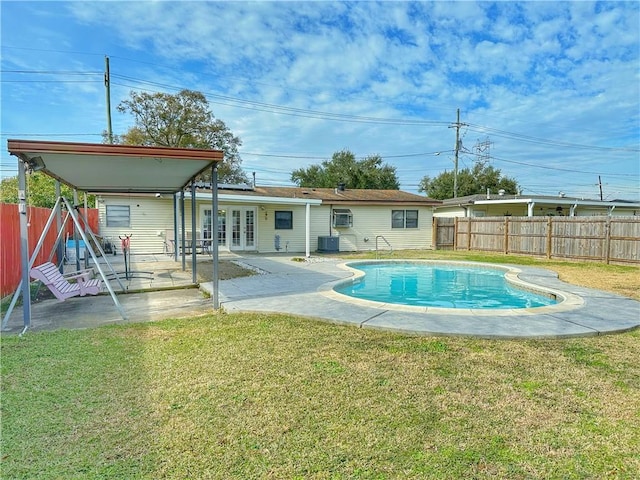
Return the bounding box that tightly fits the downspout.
[527,201,535,217]
[570,203,577,217]
[608,205,615,217]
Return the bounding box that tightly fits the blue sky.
[1,1,639,200]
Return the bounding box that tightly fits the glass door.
[230,208,257,251]
[201,208,227,249]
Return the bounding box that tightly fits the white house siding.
[98,196,175,253]
[318,205,434,252]
[433,207,467,218]
[256,204,316,253]
[99,196,437,254]
[577,207,637,217]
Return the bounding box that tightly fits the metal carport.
[5,139,224,333]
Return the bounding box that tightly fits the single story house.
[433,192,639,218]
[97,185,441,254]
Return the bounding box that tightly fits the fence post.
[467,218,472,251]
[453,217,458,250]
[546,217,553,259]
[432,217,437,250]
[504,217,510,254]
[604,217,611,264]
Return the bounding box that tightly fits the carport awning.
[7,139,224,194]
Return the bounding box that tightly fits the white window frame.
[275,210,293,230]
[392,209,418,229]
[332,209,353,228]
[106,205,130,227]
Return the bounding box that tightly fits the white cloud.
[1,1,638,199]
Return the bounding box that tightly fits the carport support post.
[173,193,178,262]
[191,182,197,284]
[305,202,311,258]
[180,190,186,271]
[55,181,64,272]
[18,159,31,330]
[212,164,219,309]
[73,189,81,272]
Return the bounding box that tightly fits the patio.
[3,253,639,339]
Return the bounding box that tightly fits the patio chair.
[30,261,102,301]
[164,230,175,255]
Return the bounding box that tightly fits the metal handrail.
[375,235,393,259]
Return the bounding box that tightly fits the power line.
[111,75,449,126]
[465,123,639,153]
[490,154,635,177]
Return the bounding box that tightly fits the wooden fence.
[0,203,99,298]
[433,216,640,265]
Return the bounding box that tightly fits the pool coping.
[210,255,640,339]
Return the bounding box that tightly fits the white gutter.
[474,198,640,208]
[189,192,322,205]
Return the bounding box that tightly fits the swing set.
[2,195,129,331]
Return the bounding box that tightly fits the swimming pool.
[334,261,558,309]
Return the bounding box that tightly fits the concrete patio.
[2,253,639,339]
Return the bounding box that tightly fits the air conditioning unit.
[332,209,353,228]
[317,236,339,253]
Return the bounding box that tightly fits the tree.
[418,161,519,199]
[112,89,248,184]
[291,149,400,189]
[0,173,91,208]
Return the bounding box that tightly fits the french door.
[201,206,256,251]
[230,208,256,251]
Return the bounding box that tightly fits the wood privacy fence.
[0,203,99,298]
[433,216,640,265]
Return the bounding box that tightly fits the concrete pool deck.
[203,254,640,339]
[2,253,638,338]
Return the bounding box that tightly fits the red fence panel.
[0,203,99,298]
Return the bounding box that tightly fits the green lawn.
[2,253,639,479]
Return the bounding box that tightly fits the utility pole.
[105,56,113,144]
[598,175,603,201]
[449,108,466,198]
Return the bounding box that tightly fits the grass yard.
[2,253,639,479]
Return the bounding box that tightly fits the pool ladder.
[375,235,393,259]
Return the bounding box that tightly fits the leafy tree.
[112,89,248,184]
[419,161,519,199]
[291,149,400,189]
[0,173,91,208]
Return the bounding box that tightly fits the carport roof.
[7,139,224,194]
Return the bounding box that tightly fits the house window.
[106,205,130,227]
[332,209,353,228]
[275,211,293,229]
[392,209,418,229]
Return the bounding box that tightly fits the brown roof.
[216,186,441,206]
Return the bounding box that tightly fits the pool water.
[335,262,557,309]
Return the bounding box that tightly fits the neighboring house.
[433,192,640,218]
[97,185,441,254]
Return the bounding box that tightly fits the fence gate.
[433,217,455,250]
